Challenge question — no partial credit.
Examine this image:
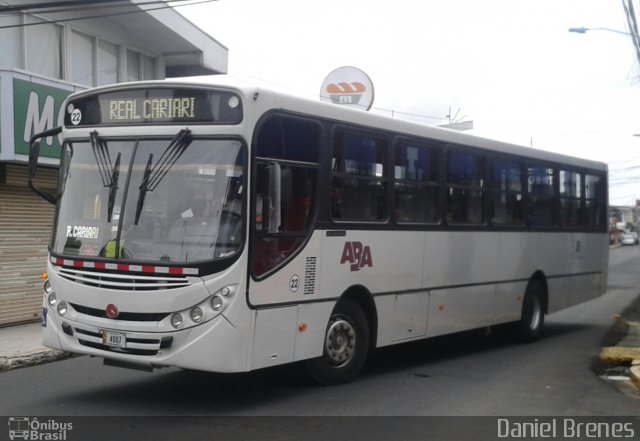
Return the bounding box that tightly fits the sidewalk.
[0,322,71,372]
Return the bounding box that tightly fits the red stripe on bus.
[51,258,196,276]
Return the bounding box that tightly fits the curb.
[599,313,640,395]
[631,365,640,391]
[600,347,640,364]
[0,350,73,372]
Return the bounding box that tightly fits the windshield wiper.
[108,153,121,222]
[135,153,153,226]
[90,131,120,222]
[134,129,192,225]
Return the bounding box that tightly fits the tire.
[515,279,545,342]
[306,297,370,385]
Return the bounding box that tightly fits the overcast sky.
[176,0,640,205]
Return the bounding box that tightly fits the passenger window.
[527,166,557,227]
[255,115,319,162]
[559,170,582,228]
[446,150,484,224]
[585,174,606,228]
[331,131,387,222]
[394,141,440,223]
[490,159,524,226]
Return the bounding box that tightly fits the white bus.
[29,77,609,384]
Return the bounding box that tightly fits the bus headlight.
[44,280,53,295]
[47,292,58,307]
[211,295,224,312]
[171,313,184,329]
[164,285,237,331]
[190,307,204,323]
[57,301,68,316]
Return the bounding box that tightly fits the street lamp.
[568,26,630,36]
[570,25,640,68]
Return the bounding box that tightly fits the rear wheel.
[515,279,545,342]
[306,297,370,385]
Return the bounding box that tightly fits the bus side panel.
[294,302,335,361]
[422,231,499,337]
[494,231,574,321]
[569,273,603,307]
[494,281,529,324]
[320,230,426,348]
[251,306,298,370]
[494,232,535,323]
[427,286,496,338]
[249,302,334,367]
[567,232,609,308]
[422,232,498,292]
[374,295,396,347]
[320,230,424,295]
[536,232,576,314]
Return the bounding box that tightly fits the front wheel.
[306,297,370,385]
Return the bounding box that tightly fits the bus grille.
[70,303,170,322]
[73,327,173,356]
[58,267,191,291]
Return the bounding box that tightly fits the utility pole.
[622,0,640,67]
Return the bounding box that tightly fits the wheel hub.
[325,319,356,367]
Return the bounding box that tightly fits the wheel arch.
[529,270,549,314]
[336,285,378,351]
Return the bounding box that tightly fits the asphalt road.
[1,246,639,418]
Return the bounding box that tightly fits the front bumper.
[42,304,245,372]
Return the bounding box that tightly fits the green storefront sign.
[13,78,74,159]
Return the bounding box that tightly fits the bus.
[28,77,609,384]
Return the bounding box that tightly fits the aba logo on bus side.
[340,241,373,272]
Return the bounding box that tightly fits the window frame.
[489,156,526,228]
[393,136,442,225]
[250,112,322,280]
[444,146,486,226]
[526,162,559,228]
[330,127,390,224]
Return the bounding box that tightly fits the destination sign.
[64,87,243,126]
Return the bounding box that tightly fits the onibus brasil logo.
[8,417,73,441]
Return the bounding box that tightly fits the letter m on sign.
[13,78,72,157]
[24,91,55,145]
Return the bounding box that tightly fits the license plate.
[101,330,126,348]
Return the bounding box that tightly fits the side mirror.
[28,140,41,179]
[28,126,62,205]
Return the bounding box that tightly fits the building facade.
[0,0,228,325]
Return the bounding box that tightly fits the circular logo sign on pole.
[320,66,375,111]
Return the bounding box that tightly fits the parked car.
[620,233,637,246]
[631,232,639,245]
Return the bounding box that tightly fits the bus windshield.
[52,134,244,265]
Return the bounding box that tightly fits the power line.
[621,0,640,66]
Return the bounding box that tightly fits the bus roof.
[67,75,607,172]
